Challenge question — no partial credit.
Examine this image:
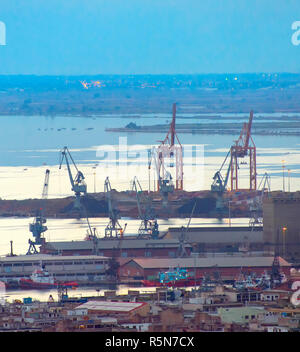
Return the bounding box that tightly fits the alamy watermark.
[291,21,300,46]
[95,137,205,188]
[0,21,6,46]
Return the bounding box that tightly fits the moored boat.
[18,266,78,290]
[142,267,202,287]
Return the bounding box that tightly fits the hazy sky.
[0,0,300,75]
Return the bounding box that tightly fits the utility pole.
[282,160,285,192]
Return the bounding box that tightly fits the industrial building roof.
[122,256,290,269]
[42,238,187,251]
[0,254,109,263]
[74,300,147,313]
[165,226,263,243]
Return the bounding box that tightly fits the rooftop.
[0,254,109,263]
[122,256,291,269]
[165,227,263,243]
[74,300,147,313]
[42,238,187,251]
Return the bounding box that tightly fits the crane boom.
[230,110,256,191]
[59,146,87,210]
[233,110,254,156]
[42,169,50,199]
[244,110,254,149]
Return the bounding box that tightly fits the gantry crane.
[131,176,159,239]
[230,110,256,191]
[151,103,183,198]
[211,111,257,215]
[27,169,50,254]
[104,177,126,238]
[59,146,87,211]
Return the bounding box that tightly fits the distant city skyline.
[0,1,300,75]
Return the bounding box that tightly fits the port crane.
[211,111,257,215]
[176,201,197,258]
[151,103,183,199]
[59,146,87,211]
[131,176,159,239]
[249,172,271,227]
[230,110,256,191]
[211,150,233,213]
[104,177,126,238]
[27,169,50,254]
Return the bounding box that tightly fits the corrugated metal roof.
[168,226,263,233]
[44,238,186,250]
[75,300,146,312]
[125,256,291,269]
[165,227,263,243]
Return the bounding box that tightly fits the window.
[245,315,249,319]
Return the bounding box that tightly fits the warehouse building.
[0,254,110,285]
[163,226,264,253]
[40,238,191,258]
[118,256,291,282]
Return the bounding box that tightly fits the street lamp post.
[288,169,291,192]
[282,226,287,258]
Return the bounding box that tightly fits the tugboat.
[19,266,78,289]
[142,267,202,287]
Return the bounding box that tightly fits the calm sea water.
[0,113,298,199]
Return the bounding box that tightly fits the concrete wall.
[263,192,300,260]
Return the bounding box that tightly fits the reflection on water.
[0,114,298,199]
[3,285,159,304]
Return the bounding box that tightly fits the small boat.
[19,266,78,290]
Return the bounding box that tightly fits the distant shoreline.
[105,120,300,136]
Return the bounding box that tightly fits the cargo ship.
[18,266,78,290]
[142,267,202,287]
